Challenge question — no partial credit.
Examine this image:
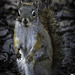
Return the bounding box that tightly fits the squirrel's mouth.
[22,18,29,27]
[24,24,29,27]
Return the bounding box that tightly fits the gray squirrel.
[14,0,53,75]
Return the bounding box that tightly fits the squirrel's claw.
[26,51,34,63]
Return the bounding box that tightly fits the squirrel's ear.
[33,1,38,8]
[17,0,23,8]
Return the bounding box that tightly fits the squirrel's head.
[17,1,38,27]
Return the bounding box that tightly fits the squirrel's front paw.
[16,53,21,59]
[26,51,34,63]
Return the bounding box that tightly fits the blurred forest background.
[0,0,75,75]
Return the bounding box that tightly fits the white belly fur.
[16,22,36,75]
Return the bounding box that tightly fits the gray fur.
[15,3,53,75]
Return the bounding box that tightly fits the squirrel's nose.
[24,18,28,24]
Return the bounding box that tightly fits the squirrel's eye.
[32,11,35,16]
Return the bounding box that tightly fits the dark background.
[0,0,75,75]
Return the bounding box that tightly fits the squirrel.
[14,0,53,75]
